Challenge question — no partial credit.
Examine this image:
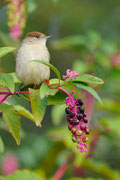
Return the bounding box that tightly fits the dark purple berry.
[79,106,84,113]
[65,107,70,114]
[71,128,77,134]
[66,116,73,124]
[77,99,83,106]
[69,111,75,118]
[68,124,72,130]
[83,113,86,118]
[72,119,79,125]
[69,119,74,125]
[77,113,83,120]
[83,118,88,123]
[80,123,86,130]
[66,115,70,121]
[86,128,90,134]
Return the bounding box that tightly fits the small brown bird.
[16,31,51,85]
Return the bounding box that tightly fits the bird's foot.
[16,83,23,96]
[33,84,37,90]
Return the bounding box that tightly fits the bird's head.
[22,31,52,46]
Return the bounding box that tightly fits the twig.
[0,91,29,104]
[0,85,71,104]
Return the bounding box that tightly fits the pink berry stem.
[49,86,70,96]
[57,87,70,96]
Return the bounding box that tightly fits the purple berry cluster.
[65,94,89,152]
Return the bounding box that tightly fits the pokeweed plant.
[0,47,104,153]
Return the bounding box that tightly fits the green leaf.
[0,103,20,145]
[0,170,45,180]
[72,83,102,104]
[0,47,16,58]
[40,82,58,99]
[14,105,35,123]
[32,60,61,80]
[67,74,104,85]
[51,104,66,125]
[9,72,21,84]
[47,90,67,105]
[0,136,4,153]
[0,80,6,89]
[49,78,63,85]
[0,73,15,93]
[29,88,47,126]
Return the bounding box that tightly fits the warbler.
[16,31,51,85]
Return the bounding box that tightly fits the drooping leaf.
[40,82,58,99]
[0,136,4,153]
[0,170,45,180]
[72,83,102,104]
[32,60,61,80]
[0,73,15,93]
[0,47,16,58]
[29,88,47,126]
[67,74,104,85]
[0,103,20,145]
[14,105,35,123]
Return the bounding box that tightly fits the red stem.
[0,91,29,95]
[0,86,71,104]
[53,162,69,180]
[0,91,29,104]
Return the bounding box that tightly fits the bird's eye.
[36,35,39,38]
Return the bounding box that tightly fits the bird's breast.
[16,44,50,85]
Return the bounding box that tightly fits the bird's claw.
[16,83,23,97]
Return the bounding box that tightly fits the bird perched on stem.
[16,31,51,86]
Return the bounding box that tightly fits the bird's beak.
[45,35,53,39]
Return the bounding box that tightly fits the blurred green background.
[0,0,120,179]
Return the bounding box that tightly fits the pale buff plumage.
[16,32,50,85]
